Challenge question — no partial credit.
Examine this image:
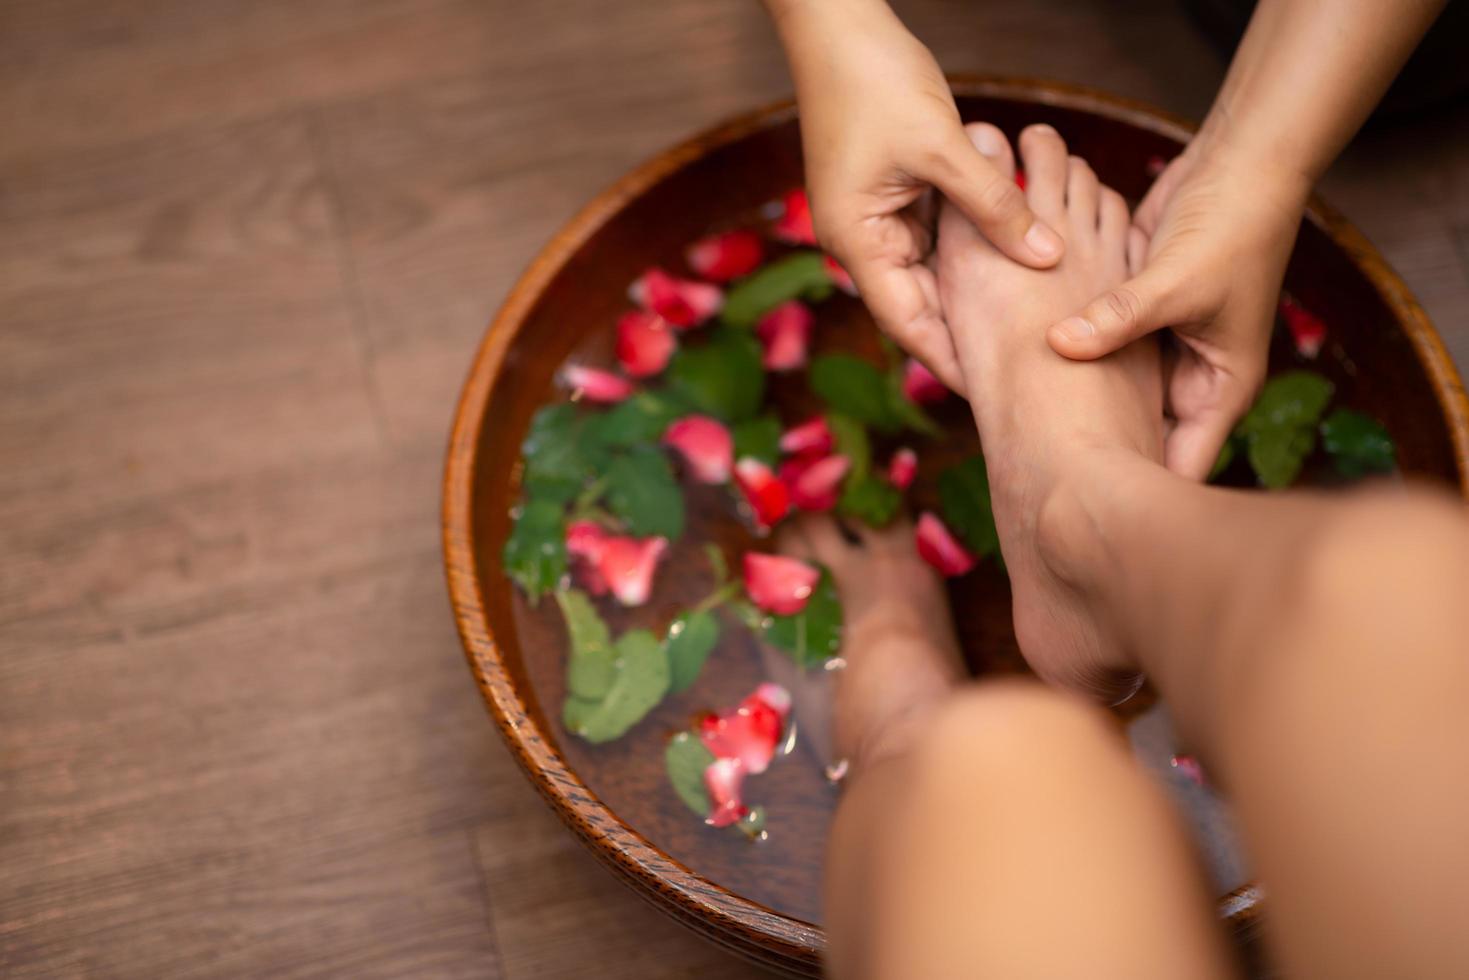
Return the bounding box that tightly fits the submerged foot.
[937,122,1165,699]
[761,515,966,777]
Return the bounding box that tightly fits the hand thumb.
[927,131,1064,269]
[1046,266,1192,361]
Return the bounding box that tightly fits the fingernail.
[972,126,1004,158]
[1055,317,1095,342]
[1025,222,1063,260]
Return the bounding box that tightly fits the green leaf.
[555,589,616,700]
[703,543,728,584]
[568,629,671,743]
[731,414,783,466]
[721,252,832,328]
[665,610,720,693]
[938,456,999,558]
[502,498,567,601]
[1248,424,1317,489]
[605,445,685,540]
[1208,435,1240,482]
[837,473,902,527]
[665,731,716,816]
[665,328,765,422]
[810,354,899,431]
[1240,371,1335,435]
[763,568,843,668]
[1321,408,1396,479]
[521,404,607,503]
[827,412,870,482]
[1238,371,1335,489]
[585,390,688,449]
[884,367,942,437]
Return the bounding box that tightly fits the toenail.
[1055,316,1095,341]
[1024,222,1063,260]
[1027,123,1059,138]
[972,126,1005,158]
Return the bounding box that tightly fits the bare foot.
[936,122,1165,699]
[763,516,966,777]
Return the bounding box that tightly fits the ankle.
[1032,443,1123,594]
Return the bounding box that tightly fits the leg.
[939,123,1469,977]
[785,517,1236,980]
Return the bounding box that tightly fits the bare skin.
[762,0,1446,473]
[814,126,1469,979]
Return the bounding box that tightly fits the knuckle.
[1100,286,1145,327]
[975,175,1026,222]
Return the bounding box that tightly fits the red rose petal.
[703,757,748,827]
[902,358,949,404]
[779,415,833,457]
[630,267,722,329]
[565,520,610,595]
[887,447,917,490]
[779,453,851,511]
[755,300,814,371]
[662,415,733,484]
[733,457,791,531]
[561,364,634,403]
[772,188,817,245]
[700,682,792,776]
[686,230,764,282]
[597,535,668,606]
[615,309,676,378]
[915,511,977,577]
[743,553,821,616]
[1279,294,1327,359]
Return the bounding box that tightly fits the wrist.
[1192,105,1316,205]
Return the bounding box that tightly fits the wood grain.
[3,0,1468,976]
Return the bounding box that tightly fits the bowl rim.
[443,75,1469,972]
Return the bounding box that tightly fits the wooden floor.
[2,1,1466,976]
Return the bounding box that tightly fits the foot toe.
[962,122,1016,181]
[1018,124,1069,223]
[1065,155,1100,232]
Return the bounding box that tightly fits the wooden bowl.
[443,77,1469,977]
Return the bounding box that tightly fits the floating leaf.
[555,589,616,700]
[721,251,832,328]
[604,445,685,540]
[1240,371,1335,434]
[827,412,870,482]
[938,455,999,558]
[585,389,688,449]
[520,403,608,503]
[703,542,728,584]
[666,609,720,693]
[1321,408,1396,479]
[502,498,567,601]
[810,355,896,431]
[665,328,765,422]
[731,415,783,466]
[1248,424,1316,490]
[763,568,843,667]
[1238,371,1335,489]
[665,731,717,816]
[838,473,902,527]
[568,629,671,743]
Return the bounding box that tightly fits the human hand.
[1043,143,1311,479]
[768,0,1064,391]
